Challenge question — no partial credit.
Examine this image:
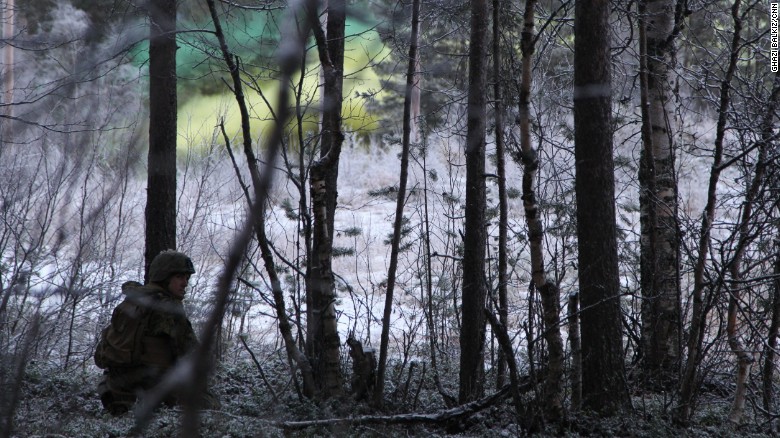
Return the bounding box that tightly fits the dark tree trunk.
[307,0,346,398]
[573,0,630,415]
[374,0,421,406]
[144,0,177,279]
[492,0,509,391]
[459,0,489,404]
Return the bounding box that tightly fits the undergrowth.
[8,360,778,437]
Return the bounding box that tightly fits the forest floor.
[8,359,778,437]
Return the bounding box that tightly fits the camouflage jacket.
[95,283,199,370]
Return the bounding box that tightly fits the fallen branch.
[277,380,531,430]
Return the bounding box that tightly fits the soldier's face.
[168,273,191,299]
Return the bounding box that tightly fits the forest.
[0,0,778,436]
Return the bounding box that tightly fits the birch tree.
[637,0,682,389]
[513,0,565,418]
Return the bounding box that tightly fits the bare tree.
[374,0,421,406]
[675,0,744,424]
[513,0,565,418]
[723,71,779,424]
[203,0,317,399]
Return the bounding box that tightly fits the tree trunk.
[573,0,630,415]
[492,0,509,391]
[567,292,582,411]
[2,0,13,121]
[459,0,489,404]
[144,0,177,279]
[515,0,564,418]
[374,0,421,406]
[638,0,681,389]
[307,0,346,398]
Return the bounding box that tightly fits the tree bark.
[638,0,681,389]
[374,0,421,406]
[144,0,177,280]
[459,0,489,404]
[573,0,630,415]
[307,0,346,398]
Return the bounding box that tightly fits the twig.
[239,335,279,402]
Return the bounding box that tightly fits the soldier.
[94,250,215,415]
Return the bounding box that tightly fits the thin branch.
[239,335,280,402]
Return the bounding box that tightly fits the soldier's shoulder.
[122,284,170,309]
[121,280,143,294]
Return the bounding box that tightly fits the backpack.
[94,281,151,369]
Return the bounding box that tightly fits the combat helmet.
[149,250,195,283]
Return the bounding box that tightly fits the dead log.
[277,380,531,431]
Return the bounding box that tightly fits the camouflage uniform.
[95,251,200,416]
